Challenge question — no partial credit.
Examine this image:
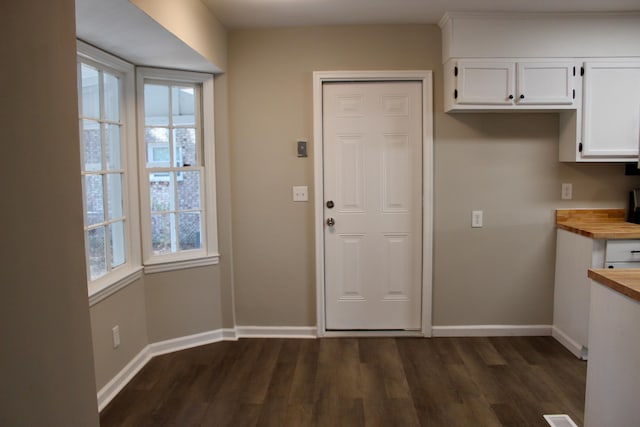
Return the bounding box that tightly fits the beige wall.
[145,266,225,341]
[90,278,148,390]
[131,0,227,71]
[228,24,640,327]
[0,1,99,425]
[213,73,238,328]
[433,113,640,325]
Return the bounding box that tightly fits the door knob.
[326,218,335,227]
[326,200,335,209]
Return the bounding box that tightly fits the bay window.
[77,41,141,303]
[137,68,219,272]
[77,46,218,294]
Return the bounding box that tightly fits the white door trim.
[313,71,434,337]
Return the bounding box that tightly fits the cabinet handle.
[630,250,640,254]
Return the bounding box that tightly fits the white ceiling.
[202,0,640,29]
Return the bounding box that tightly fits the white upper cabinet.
[439,12,640,162]
[455,61,514,105]
[517,62,576,105]
[581,62,640,158]
[446,59,577,111]
[560,61,640,162]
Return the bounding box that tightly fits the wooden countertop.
[588,269,640,303]
[556,209,640,239]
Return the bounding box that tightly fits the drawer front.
[604,262,640,269]
[605,240,640,262]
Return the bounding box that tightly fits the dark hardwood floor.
[99,336,586,427]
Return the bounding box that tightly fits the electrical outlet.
[292,185,308,202]
[561,183,573,200]
[472,210,483,228]
[112,325,120,349]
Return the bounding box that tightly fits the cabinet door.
[516,62,575,105]
[582,62,640,158]
[456,61,515,105]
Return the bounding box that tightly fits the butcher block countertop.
[588,269,640,303]
[556,209,640,239]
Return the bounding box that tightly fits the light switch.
[561,183,573,200]
[472,210,483,228]
[292,186,308,202]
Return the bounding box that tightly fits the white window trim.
[136,67,219,273]
[78,41,142,304]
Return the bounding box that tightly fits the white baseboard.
[551,326,587,359]
[97,347,151,412]
[222,327,239,340]
[431,324,552,337]
[147,329,227,357]
[235,325,317,339]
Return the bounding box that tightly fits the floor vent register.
[543,414,579,427]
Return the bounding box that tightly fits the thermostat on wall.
[297,140,308,157]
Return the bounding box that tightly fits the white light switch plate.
[561,183,572,200]
[472,210,483,228]
[292,186,308,202]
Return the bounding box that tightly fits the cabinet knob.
[520,94,525,99]
[508,94,514,99]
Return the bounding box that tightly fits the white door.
[323,81,423,330]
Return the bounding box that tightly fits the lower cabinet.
[552,229,604,359]
[584,281,640,427]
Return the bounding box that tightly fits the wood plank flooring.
[99,336,586,427]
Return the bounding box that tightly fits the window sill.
[88,266,144,307]
[143,253,220,274]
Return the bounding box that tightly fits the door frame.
[313,71,433,337]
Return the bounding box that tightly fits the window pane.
[150,173,175,212]
[174,128,197,166]
[110,220,126,268]
[103,72,120,122]
[172,86,195,126]
[145,127,170,168]
[177,171,201,210]
[81,64,100,119]
[178,212,202,251]
[107,173,124,220]
[151,213,176,255]
[85,174,104,226]
[105,124,121,170]
[144,84,169,126]
[88,227,107,280]
[82,120,101,172]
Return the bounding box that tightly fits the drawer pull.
[630,250,640,254]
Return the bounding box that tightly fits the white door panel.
[323,81,422,330]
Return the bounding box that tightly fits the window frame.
[77,41,142,305]
[136,67,219,273]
